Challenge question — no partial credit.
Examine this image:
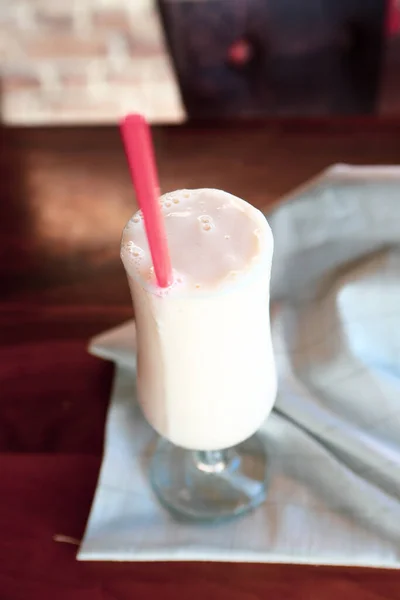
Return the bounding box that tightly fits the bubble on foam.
[184,192,190,198]
[200,215,214,228]
[126,241,144,258]
[146,265,155,281]
[254,228,260,237]
[155,285,169,298]
[170,270,185,288]
[132,214,141,224]
[165,201,172,208]
[145,268,186,297]
[224,234,230,239]
[173,198,180,204]
[197,214,215,232]
[195,283,201,289]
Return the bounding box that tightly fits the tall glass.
[121,188,276,521]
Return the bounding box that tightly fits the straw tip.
[120,113,147,128]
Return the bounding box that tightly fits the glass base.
[150,433,269,522]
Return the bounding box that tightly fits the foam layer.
[121,188,271,293]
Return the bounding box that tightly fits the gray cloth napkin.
[78,165,400,566]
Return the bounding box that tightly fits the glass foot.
[150,433,269,522]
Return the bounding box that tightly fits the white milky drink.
[121,188,277,451]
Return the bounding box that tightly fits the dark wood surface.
[2,121,400,599]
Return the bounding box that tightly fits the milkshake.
[121,188,276,451]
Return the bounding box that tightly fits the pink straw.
[120,114,173,288]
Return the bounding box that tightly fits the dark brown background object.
[159,0,386,118]
[1,122,400,598]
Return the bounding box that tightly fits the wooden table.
[2,121,400,599]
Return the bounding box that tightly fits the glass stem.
[194,449,229,474]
